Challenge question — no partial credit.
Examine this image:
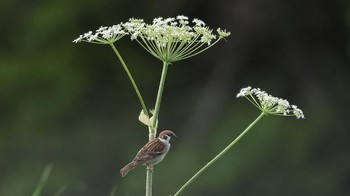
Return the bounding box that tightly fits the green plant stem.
[146,169,153,196]
[149,61,169,140]
[109,43,149,117]
[109,184,118,196]
[53,185,67,196]
[146,61,169,196]
[173,112,265,196]
[32,164,53,196]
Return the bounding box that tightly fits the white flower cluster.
[73,15,230,62]
[123,16,230,62]
[73,24,127,44]
[123,15,230,47]
[73,16,230,52]
[237,86,304,119]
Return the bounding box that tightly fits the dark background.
[1,0,349,195]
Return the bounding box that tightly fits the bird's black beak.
[170,133,177,140]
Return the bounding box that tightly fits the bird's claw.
[146,165,154,173]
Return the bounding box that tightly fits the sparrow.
[120,130,177,177]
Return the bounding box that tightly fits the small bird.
[120,130,177,177]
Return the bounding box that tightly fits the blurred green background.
[1,0,349,195]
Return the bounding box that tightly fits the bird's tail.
[120,161,137,177]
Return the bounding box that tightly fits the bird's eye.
[163,135,169,140]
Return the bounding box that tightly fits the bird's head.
[158,130,177,142]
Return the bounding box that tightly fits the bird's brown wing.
[133,138,166,164]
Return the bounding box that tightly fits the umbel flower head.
[73,24,127,44]
[237,86,305,119]
[73,16,230,62]
[123,15,230,63]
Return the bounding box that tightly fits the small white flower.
[179,19,189,25]
[236,86,252,97]
[217,28,231,38]
[237,86,305,119]
[96,26,108,33]
[153,17,164,25]
[122,18,145,37]
[88,33,98,42]
[193,18,205,27]
[291,105,305,119]
[164,17,175,24]
[73,35,83,43]
[176,15,188,20]
[83,31,93,38]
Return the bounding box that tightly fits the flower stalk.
[173,112,265,196]
[174,86,304,195]
[109,43,150,118]
[149,61,169,139]
[146,170,153,196]
[145,61,169,196]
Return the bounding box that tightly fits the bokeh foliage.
[0,0,349,195]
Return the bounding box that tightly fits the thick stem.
[145,61,169,196]
[149,61,169,140]
[109,43,149,117]
[146,169,153,196]
[173,112,265,196]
